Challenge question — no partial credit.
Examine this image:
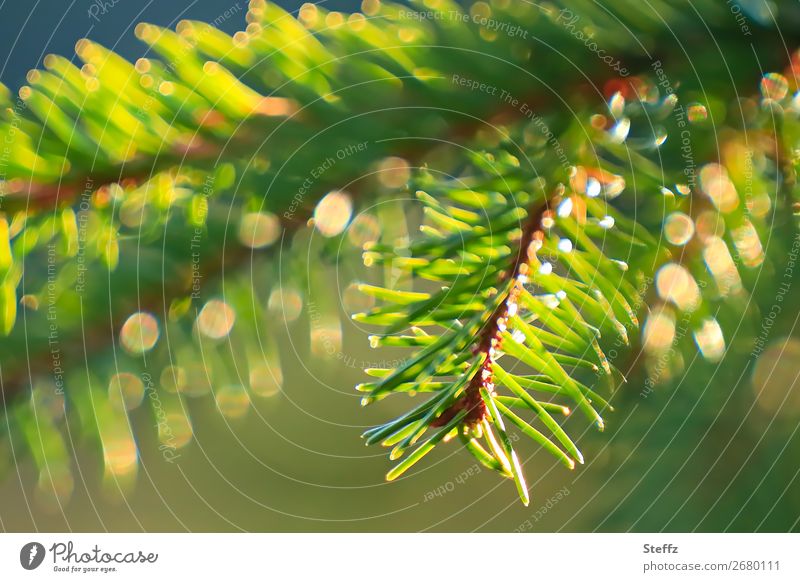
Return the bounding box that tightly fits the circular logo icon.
[20,542,46,570]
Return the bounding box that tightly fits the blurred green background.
[2,277,799,532]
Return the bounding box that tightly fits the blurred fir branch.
[0,0,798,508]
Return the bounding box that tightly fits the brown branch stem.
[433,196,552,428]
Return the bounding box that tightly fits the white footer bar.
[1,533,796,580]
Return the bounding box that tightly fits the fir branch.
[432,194,551,430]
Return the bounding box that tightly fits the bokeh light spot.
[108,373,145,411]
[197,300,236,339]
[699,164,739,213]
[120,312,160,355]
[694,318,725,362]
[238,211,281,249]
[643,309,676,354]
[249,364,282,398]
[664,212,695,246]
[268,288,303,322]
[216,385,251,419]
[377,157,411,189]
[687,103,708,123]
[656,263,701,311]
[760,73,789,101]
[313,191,353,237]
[160,366,187,393]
